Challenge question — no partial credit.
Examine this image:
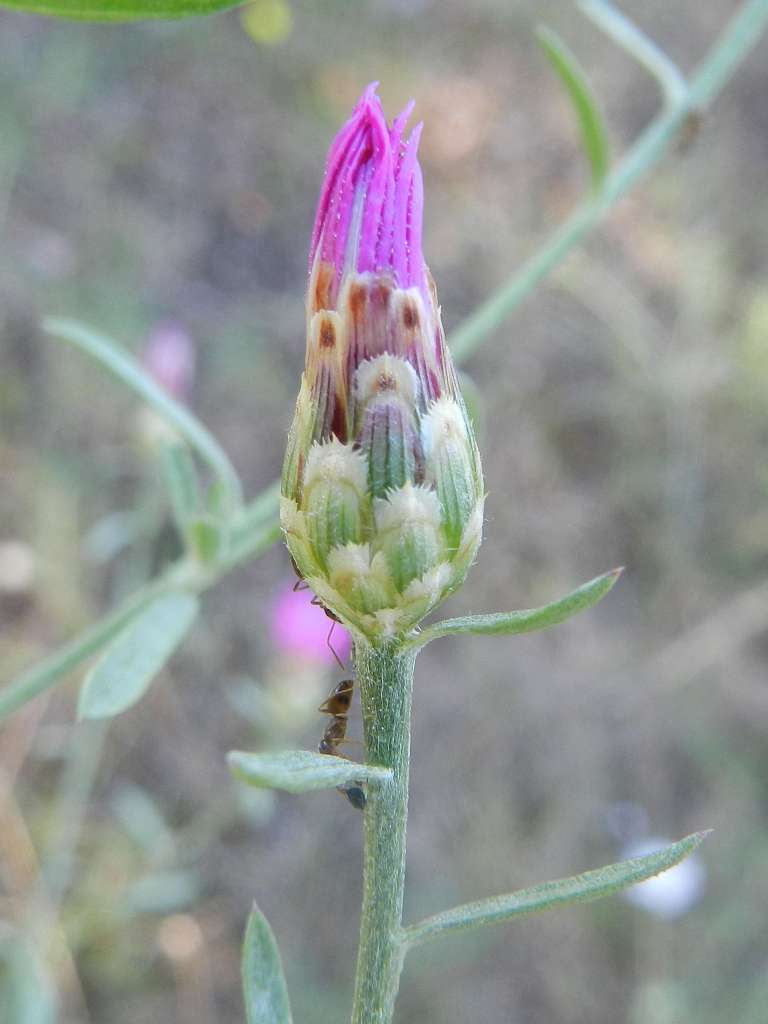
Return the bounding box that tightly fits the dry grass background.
[2,1,768,1022]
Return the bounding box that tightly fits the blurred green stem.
[43,720,109,904]
[579,0,689,106]
[44,318,243,510]
[450,0,768,363]
[351,643,415,1024]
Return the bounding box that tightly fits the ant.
[317,678,366,811]
[290,555,346,670]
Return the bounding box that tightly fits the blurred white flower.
[622,837,706,919]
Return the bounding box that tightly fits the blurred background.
[1,1,767,1021]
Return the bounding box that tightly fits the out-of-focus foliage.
[0,0,247,22]
[1,2,768,1022]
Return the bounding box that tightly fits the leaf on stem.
[78,592,199,720]
[0,480,282,722]
[403,830,710,949]
[536,25,611,190]
[406,568,622,650]
[228,749,392,794]
[0,0,248,20]
[242,903,293,1024]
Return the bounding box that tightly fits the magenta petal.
[309,84,427,305]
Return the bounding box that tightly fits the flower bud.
[281,84,484,642]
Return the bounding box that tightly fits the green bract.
[281,274,483,643]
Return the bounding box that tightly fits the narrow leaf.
[161,442,202,535]
[0,578,169,721]
[0,0,247,20]
[188,517,225,565]
[0,486,281,722]
[242,904,293,1024]
[406,568,622,650]
[78,592,199,720]
[403,831,710,949]
[228,749,392,794]
[537,25,611,189]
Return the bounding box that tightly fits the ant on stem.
[317,678,366,811]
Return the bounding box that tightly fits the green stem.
[579,0,689,107]
[351,643,416,1024]
[43,720,110,903]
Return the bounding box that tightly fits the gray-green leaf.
[78,592,199,720]
[228,749,392,794]
[242,904,293,1024]
[403,831,709,949]
[406,568,622,650]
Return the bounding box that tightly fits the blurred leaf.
[229,749,392,794]
[121,870,201,916]
[206,480,229,518]
[0,0,248,20]
[0,933,57,1024]
[404,831,710,949]
[0,577,171,720]
[242,903,293,1024]
[537,25,611,189]
[406,568,622,650]
[0,487,280,722]
[83,509,145,564]
[161,442,202,532]
[112,782,176,857]
[78,592,199,720]
[44,318,242,508]
[161,442,227,563]
[189,517,226,565]
[240,0,293,45]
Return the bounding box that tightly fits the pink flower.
[309,82,427,311]
[280,84,484,642]
[142,323,196,401]
[270,583,351,665]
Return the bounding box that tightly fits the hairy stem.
[351,643,416,1024]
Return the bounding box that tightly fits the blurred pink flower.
[270,583,351,665]
[142,322,196,401]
